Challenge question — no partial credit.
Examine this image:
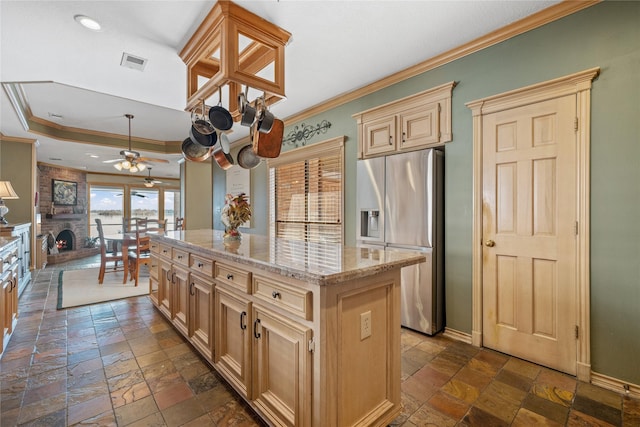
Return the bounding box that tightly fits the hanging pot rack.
[179,1,291,121]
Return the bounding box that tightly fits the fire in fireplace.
[55,229,75,252]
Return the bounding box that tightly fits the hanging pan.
[252,117,284,158]
[208,87,233,131]
[213,132,234,170]
[189,124,217,147]
[191,99,215,135]
[237,144,261,169]
[181,137,212,162]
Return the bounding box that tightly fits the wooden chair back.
[123,217,146,233]
[95,218,124,284]
[145,218,167,234]
[175,217,185,231]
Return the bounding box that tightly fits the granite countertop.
[152,229,426,286]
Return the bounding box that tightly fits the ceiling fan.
[102,114,170,172]
[143,168,163,188]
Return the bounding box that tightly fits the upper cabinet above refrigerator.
[352,81,455,159]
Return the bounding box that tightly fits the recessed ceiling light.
[74,14,101,31]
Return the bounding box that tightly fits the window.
[164,190,181,230]
[89,186,124,237]
[130,188,159,220]
[268,136,344,243]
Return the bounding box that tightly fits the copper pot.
[213,132,234,170]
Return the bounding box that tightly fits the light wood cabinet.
[1,238,19,356]
[0,223,32,297]
[190,272,214,359]
[252,302,313,426]
[353,81,455,159]
[214,284,252,398]
[149,232,418,427]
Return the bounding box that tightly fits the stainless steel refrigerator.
[356,148,444,335]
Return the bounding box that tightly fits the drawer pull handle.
[190,282,195,296]
[197,262,204,268]
[272,291,281,299]
[163,249,168,253]
[177,255,183,259]
[253,318,261,339]
[240,311,247,330]
[227,274,233,280]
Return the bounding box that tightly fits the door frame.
[466,67,599,382]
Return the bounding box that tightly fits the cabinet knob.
[272,291,281,299]
[227,274,234,280]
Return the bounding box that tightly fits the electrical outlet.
[360,310,372,340]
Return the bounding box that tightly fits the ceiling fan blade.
[138,157,170,164]
[102,158,122,164]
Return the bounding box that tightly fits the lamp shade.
[0,181,19,199]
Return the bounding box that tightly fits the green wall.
[211,2,639,384]
[0,140,34,224]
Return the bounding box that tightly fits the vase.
[223,227,241,241]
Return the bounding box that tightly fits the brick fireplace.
[38,164,99,264]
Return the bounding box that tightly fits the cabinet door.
[190,274,213,360]
[172,265,190,336]
[398,102,440,150]
[252,305,312,427]
[214,285,251,398]
[363,115,396,157]
[159,259,172,318]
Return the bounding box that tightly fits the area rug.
[57,268,149,309]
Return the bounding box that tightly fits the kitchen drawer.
[157,243,171,258]
[190,254,214,277]
[172,248,189,267]
[215,262,251,293]
[150,240,161,254]
[253,275,312,321]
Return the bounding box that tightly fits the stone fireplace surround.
[38,164,98,264]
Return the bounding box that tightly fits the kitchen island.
[149,230,425,427]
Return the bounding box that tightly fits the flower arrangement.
[221,192,251,240]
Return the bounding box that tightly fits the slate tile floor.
[1,256,639,426]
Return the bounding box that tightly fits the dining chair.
[122,216,146,233]
[127,219,151,287]
[145,218,167,234]
[95,218,125,284]
[175,217,185,231]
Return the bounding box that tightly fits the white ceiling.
[0,0,560,179]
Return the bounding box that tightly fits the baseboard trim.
[591,371,640,400]
[443,327,472,344]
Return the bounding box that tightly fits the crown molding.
[282,0,601,127]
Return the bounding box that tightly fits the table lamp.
[0,181,20,225]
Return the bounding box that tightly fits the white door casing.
[467,68,599,381]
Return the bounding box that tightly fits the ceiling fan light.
[113,163,123,171]
[144,182,154,188]
[129,165,139,173]
[121,160,131,169]
[137,163,146,171]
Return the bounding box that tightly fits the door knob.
[485,240,496,247]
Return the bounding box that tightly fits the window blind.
[268,136,344,244]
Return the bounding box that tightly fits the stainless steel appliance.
[356,148,444,335]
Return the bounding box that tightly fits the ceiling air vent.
[120,52,147,71]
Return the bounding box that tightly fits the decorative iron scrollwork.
[282,120,331,148]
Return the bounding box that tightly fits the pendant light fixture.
[113,114,146,173]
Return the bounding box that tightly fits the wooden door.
[214,285,251,398]
[252,304,312,427]
[482,94,577,374]
[190,274,213,360]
